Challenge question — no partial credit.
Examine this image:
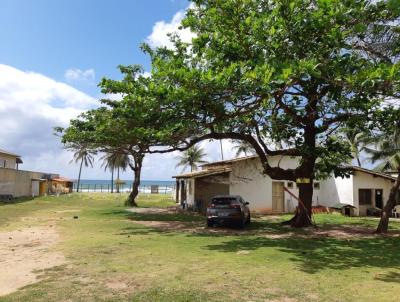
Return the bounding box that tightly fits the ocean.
[73,179,175,194]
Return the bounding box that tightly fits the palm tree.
[343,127,367,167]
[364,123,400,233]
[176,146,208,172]
[114,153,131,193]
[70,144,95,192]
[100,151,126,193]
[232,140,255,157]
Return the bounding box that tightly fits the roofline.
[173,168,232,179]
[0,149,21,158]
[349,166,397,181]
[200,155,258,167]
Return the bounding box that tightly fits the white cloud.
[0,64,238,181]
[146,5,196,49]
[0,64,98,177]
[64,68,95,83]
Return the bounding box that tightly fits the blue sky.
[0,0,234,180]
[0,0,189,95]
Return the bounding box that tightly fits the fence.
[72,183,175,195]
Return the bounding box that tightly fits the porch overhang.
[173,168,232,179]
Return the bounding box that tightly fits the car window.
[212,197,236,205]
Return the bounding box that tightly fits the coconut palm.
[343,127,367,167]
[70,144,95,192]
[101,151,131,193]
[232,140,255,157]
[364,122,400,233]
[176,146,207,172]
[114,153,131,193]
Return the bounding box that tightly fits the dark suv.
[206,195,251,228]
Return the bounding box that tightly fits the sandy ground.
[0,226,65,296]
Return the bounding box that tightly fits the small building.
[174,156,398,216]
[0,148,69,198]
[49,177,73,194]
[0,149,23,169]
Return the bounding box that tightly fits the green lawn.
[1,193,400,302]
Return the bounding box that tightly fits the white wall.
[352,171,394,216]
[318,175,354,207]
[229,156,301,213]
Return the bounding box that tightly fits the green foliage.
[364,108,400,172]
[146,0,400,182]
[175,145,208,172]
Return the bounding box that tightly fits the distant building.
[174,155,399,216]
[0,148,72,199]
[0,149,23,169]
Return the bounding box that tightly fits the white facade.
[175,156,397,216]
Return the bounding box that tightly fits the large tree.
[58,66,169,207]
[146,0,400,227]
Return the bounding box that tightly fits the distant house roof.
[173,167,232,179]
[200,155,258,168]
[0,148,21,158]
[52,177,73,183]
[349,166,397,182]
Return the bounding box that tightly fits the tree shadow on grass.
[203,235,400,275]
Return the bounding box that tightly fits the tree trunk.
[125,155,143,207]
[376,172,400,234]
[291,181,314,227]
[110,167,114,193]
[116,167,120,193]
[76,157,84,192]
[356,155,362,168]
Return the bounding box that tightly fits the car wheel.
[246,213,251,224]
[207,220,213,227]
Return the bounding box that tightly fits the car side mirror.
[245,202,249,205]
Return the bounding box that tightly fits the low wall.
[0,168,57,197]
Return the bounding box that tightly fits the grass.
[1,193,400,302]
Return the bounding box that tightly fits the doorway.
[375,189,383,209]
[272,182,285,212]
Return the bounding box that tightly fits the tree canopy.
[144,0,400,226]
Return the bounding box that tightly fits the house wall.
[0,153,17,169]
[352,171,394,216]
[0,168,57,197]
[318,175,354,207]
[229,156,302,213]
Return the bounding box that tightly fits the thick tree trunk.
[76,157,84,192]
[125,155,143,207]
[376,173,400,234]
[291,182,314,227]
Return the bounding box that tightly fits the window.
[0,159,5,168]
[359,189,372,205]
[287,182,293,189]
[313,182,320,190]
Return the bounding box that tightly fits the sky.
[0,0,237,180]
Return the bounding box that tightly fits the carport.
[173,168,231,213]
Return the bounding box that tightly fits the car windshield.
[212,198,236,205]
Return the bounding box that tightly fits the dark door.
[375,189,383,209]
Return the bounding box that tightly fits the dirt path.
[0,226,65,296]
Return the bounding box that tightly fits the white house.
[173,155,398,216]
